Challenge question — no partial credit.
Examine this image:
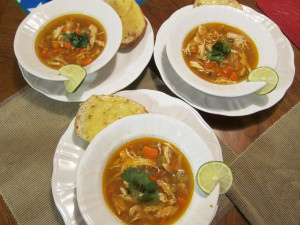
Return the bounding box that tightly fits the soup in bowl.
[103,137,194,224]
[35,14,107,70]
[14,0,122,80]
[76,114,219,225]
[166,5,278,97]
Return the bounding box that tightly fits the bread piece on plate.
[104,0,147,48]
[74,95,148,142]
[193,0,243,10]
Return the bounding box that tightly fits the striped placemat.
[0,68,234,224]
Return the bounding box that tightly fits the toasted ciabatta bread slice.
[104,0,147,48]
[74,95,148,142]
[193,0,243,10]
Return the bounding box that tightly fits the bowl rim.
[166,5,278,97]
[14,0,122,81]
[76,113,218,225]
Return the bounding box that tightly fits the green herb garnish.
[207,41,231,63]
[121,167,159,202]
[62,32,90,48]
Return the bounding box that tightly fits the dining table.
[0,0,299,224]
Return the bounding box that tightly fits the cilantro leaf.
[62,32,90,48]
[121,167,159,202]
[207,41,231,63]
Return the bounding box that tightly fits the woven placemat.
[0,68,234,225]
[227,101,300,225]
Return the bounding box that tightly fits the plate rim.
[20,18,154,102]
[51,89,223,225]
[165,5,278,97]
[77,113,218,225]
[154,5,295,116]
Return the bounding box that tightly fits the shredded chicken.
[182,23,256,84]
[112,197,126,215]
[37,16,106,69]
[157,180,176,205]
[95,40,105,47]
[158,192,168,202]
[155,206,178,218]
[52,26,64,39]
[114,149,158,171]
[66,18,76,31]
[227,32,247,49]
[129,206,144,223]
[190,61,204,70]
[89,24,97,48]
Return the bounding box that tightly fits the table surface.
[0,0,299,224]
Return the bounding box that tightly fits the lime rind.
[196,161,233,195]
[248,67,279,95]
[64,76,86,93]
[59,64,87,93]
[59,64,85,78]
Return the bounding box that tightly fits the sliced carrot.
[205,61,214,69]
[159,218,166,225]
[52,41,61,49]
[221,67,232,75]
[53,48,63,54]
[143,146,159,159]
[149,170,163,181]
[62,26,67,33]
[40,48,48,58]
[97,33,105,41]
[64,41,72,49]
[230,71,239,81]
[177,196,187,206]
[219,71,228,78]
[79,48,86,53]
[107,184,117,195]
[190,45,198,53]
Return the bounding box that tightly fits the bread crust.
[193,0,243,10]
[104,0,147,48]
[120,19,147,48]
[74,95,148,142]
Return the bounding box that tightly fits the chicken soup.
[35,14,106,69]
[102,137,194,225]
[182,23,258,84]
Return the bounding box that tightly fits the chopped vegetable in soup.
[182,23,259,84]
[102,137,194,225]
[35,14,106,69]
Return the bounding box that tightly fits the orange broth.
[182,23,259,84]
[102,137,194,225]
[35,14,106,69]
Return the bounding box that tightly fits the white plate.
[154,5,295,116]
[14,0,122,80]
[51,89,222,225]
[166,5,277,97]
[77,113,218,225]
[20,18,154,102]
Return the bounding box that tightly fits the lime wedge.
[248,67,279,95]
[196,161,233,195]
[59,64,87,93]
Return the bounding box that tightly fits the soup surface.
[182,23,259,84]
[35,14,106,69]
[102,137,194,225]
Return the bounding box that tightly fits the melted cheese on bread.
[75,95,147,142]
